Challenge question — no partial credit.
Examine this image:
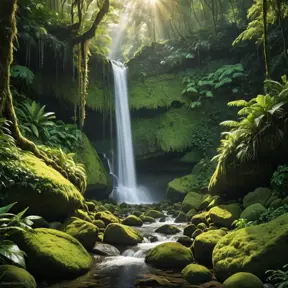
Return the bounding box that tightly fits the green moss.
[213,213,288,281]
[197,223,207,230]
[243,187,272,208]
[86,84,107,111]
[209,204,242,228]
[11,228,92,279]
[182,264,212,285]
[240,203,267,222]
[166,174,196,202]
[155,224,181,235]
[2,152,84,222]
[182,192,203,213]
[146,210,164,219]
[183,224,198,237]
[103,223,143,245]
[177,235,193,247]
[0,265,36,288]
[192,229,203,238]
[129,74,184,110]
[122,215,143,227]
[180,150,203,164]
[132,211,142,217]
[76,133,110,188]
[193,230,226,267]
[95,211,119,226]
[73,209,92,222]
[223,272,263,288]
[140,215,156,223]
[186,209,197,221]
[93,219,105,228]
[191,212,209,226]
[145,242,194,269]
[62,217,98,251]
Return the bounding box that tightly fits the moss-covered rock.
[155,224,181,235]
[62,217,98,251]
[132,211,142,217]
[29,216,49,228]
[183,224,197,237]
[270,198,284,209]
[182,264,212,285]
[197,223,207,230]
[11,228,92,279]
[243,187,272,208]
[2,152,85,222]
[192,229,203,239]
[193,230,226,267]
[166,175,196,202]
[182,192,203,213]
[95,211,119,226]
[0,265,36,288]
[103,223,143,245]
[240,203,267,222]
[213,213,288,281]
[140,215,156,223]
[76,133,110,190]
[177,235,193,247]
[174,211,187,223]
[209,204,241,228]
[199,195,217,211]
[93,243,120,256]
[191,212,209,226]
[93,219,105,228]
[223,272,264,288]
[145,242,194,269]
[186,209,197,221]
[146,210,164,219]
[122,215,143,227]
[73,209,92,222]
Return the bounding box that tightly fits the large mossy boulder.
[103,223,143,245]
[191,212,209,226]
[11,228,92,279]
[76,133,111,195]
[62,217,98,251]
[145,242,194,269]
[95,211,119,226]
[223,272,263,288]
[2,152,85,222]
[155,224,181,235]
[192,230,226,267]
[0,265,36,288]
[243,187,272,208]
[182,264,212,285]
[240,203,267,222]
[166,175,196,202]
[182,192,203,213]
[213,213,288,281]
[209,204,241,228]
[146,210,164,219]
[140,215,156,223]
[122,215,143,227]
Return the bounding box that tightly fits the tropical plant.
[0,118,18,159]
[10,65,35,86]
[0,202,39,268]
[209,76,288,189]
[15,100,56,139]
[271,165,288,196]
[253,205,288,225]
[232,218,254,229]
[266,264,288,287]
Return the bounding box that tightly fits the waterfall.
[111,60,138,204]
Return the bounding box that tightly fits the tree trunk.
[262,0,270,78]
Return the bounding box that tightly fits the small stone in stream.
[146,210,165,219]
[174,211,187,223]
[93,243,120,256]
[192,229,202,239]
[197,222,208,230]
[136,275,170,287]
[183,224,197,237]
[177,235,193,247]
[159,217,166,222]
[182,263,212,285]
[148,235,158,242]
[155,224,181,235]
[223,272,263,288]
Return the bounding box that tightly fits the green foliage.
[182,64,245,109]
[0,119,18,160]
[10,65,34,86]
[210,76,288,189]
[252,205,288,225]
[232,218,254,230]
[271,165,288,196]
[266,264,288,287]
[0,202,39,268]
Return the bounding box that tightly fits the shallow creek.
[45,219,193,288]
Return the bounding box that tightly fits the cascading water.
[111,60,139,204]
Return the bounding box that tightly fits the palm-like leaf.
[0,240,26,268]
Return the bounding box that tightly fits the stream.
[44,219,192,288]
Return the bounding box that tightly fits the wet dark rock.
[155,224,181,235]
[93,243,120,256]
[177,235,193,247]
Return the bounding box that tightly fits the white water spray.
[111,61,152,204]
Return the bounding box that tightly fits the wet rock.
[191,212,209,226]
[223,272,263,288]
[145,242,194,269]
[146,210,164,219]
[183,224,197,237]
[93,243,120,256]
[148,235,158,242]
[135,275,170,287]
[140,215,156,223]
[95,211,119,226]
[93,219,105,228]
[182,192,203,212]
[48,221,62,230]
[192,229,202,239]
[186,209,198,221]
[28,216,49,228]
[159,217,166,222]
[197,223,208,230]
[103,223,143,245]
[177,235,193,247]
[174,211,187,223]
[122,215,143,227]
[240,203,267,221]
[155,224,181,235]
[132,211,142,217]
[182,263,212,285]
